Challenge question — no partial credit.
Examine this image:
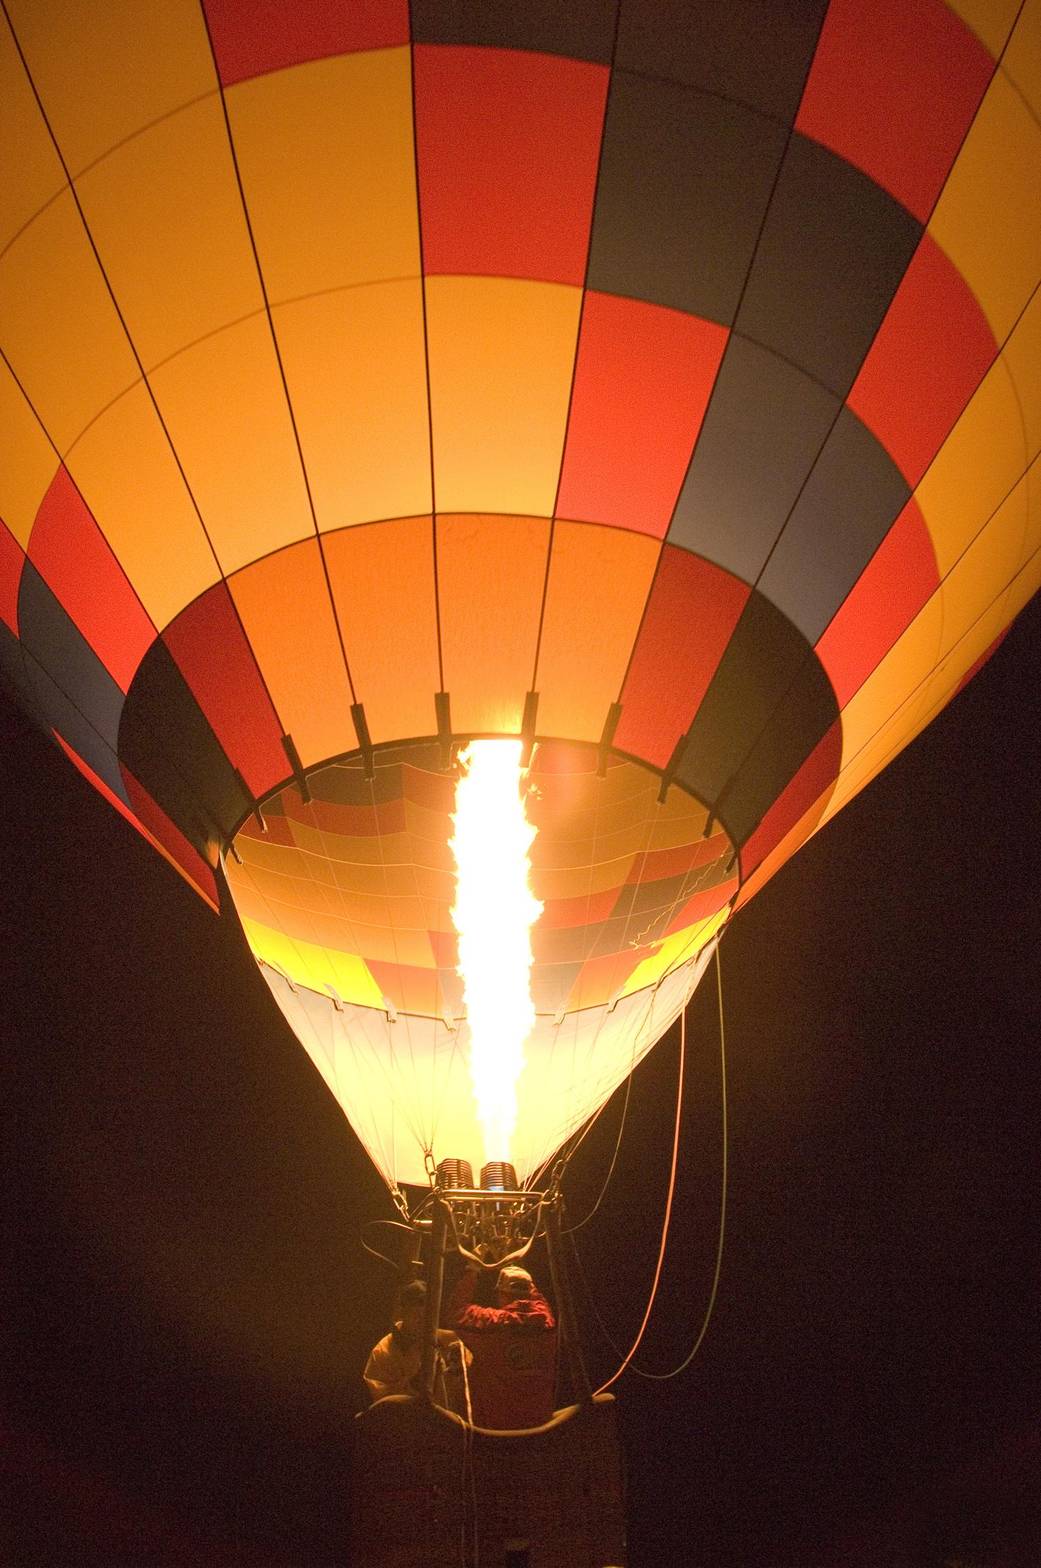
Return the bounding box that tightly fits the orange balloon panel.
[324,517,440,742]
[72,93,262,371]
[273,282,432,530]
[436,515,550,735]
[0,191,139,456]
[149,316,316,573]
[5,0,216,175]
[0,19,66,252]
[228,538,357,769]
[425,277,581,517]
[535,521,660,743]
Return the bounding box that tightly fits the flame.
[449,739,542,1169]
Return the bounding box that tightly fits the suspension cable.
[593,1000,686,1394]
[590,942,728,1388]
[562,1065,634,1233]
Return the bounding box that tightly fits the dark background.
[3,599,1039,1567]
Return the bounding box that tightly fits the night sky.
[3,597,1040,1567]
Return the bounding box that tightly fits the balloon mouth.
[223,738,735,1185]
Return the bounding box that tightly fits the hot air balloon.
[2,8,1040,1547]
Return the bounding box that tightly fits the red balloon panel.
[848,233,998,487]
[616,547,749,768]
[815,498,939,709]
[204,0,409,87]
[28,469,155,695]
[557,292,727,537]
[795,0,995,223]
[163,582,288,800]
[414,44,608,286]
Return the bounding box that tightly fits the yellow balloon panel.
[436,514,549,734]
[733,786,832,911]
[228,539,357,769]
[241,916,385,1010]
[915,355,1025,574]
[1018,461,1041,565]
[619,908,729,999]
[274,284,431,530]
[225,47,419,303]
[0,19,66,252]
[826,708,926,825]
[324,517,440,742]
[74,95,262,371]
[0,362,57,549]
[938,476,1029,658]
[536,521,660,742]
[5,0,215,175]
[0,190,138,455]
[834,593,944,777]
[929,70,1041,342]
[65,381,218,629]
[1006,526,1041,613]
[917,603,1014,731]
[1005,0,1041,120]
[149,315,314,573]
[943,0,1021,55]
[898,543,1041,757]
[425,277,581,516]
[1002,283,1041,462]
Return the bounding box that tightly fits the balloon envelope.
[2,1,1040,1185]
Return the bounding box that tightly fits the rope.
[359,1218,416,1271]
[590,943,729,1388]
[561,1066,634,1233]
[625,941,728,1380]
[593,1001,686,1395]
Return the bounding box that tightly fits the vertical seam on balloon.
[241,827,401,1186]
[0,343,160,647]
[816,272,1039,707]
[0,85,221,274]
[530,0,623,696]
[0,631,127,796]
[406,18,445,693]
[611,8,832,721]
[654,3,1010,854]
[364,763,429,1156]
[2,11,221,579]
[749,0,1015,605]
[196,6,361,712]
[3,4,309,812]
[834,440,1041,782]
[310,775,425,1164]
[0,15,269,842]
[719,13,1024,849]
[563,752,615,1162]
[404,19,451,1154]
[812,9,1030,681]
[337,774,426,1179]
[754,17,1010,609]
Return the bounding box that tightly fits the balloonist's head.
[496,1265,534,1305]
[398,1278,427,1333]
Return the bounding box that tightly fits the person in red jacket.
[447,1263,558,1429]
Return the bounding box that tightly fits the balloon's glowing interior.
[2,3,1040,1192]
[226,741,730,1184]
